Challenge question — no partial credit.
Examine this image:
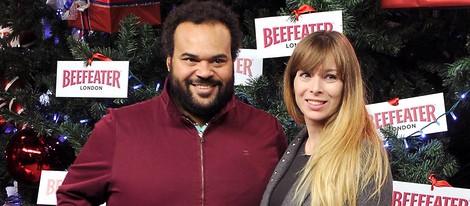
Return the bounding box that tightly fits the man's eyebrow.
[180,53,228,60]
[180,53,198,58]
[212,54,228,59]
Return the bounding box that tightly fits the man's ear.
[166,57,171,72]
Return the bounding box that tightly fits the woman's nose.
[309,77,323,94]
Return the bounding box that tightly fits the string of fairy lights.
[396,89,470,149]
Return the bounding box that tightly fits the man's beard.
[167,70,234,121]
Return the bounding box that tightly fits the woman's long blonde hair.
[283,31,390,206]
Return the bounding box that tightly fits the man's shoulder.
[234,100,277,119]
[109,95,163,115]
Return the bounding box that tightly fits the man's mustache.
[187,78,222,86]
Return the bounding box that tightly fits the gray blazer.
[260,127,393,206]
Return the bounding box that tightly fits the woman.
[260,31,393,206]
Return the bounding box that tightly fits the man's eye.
[184,58,199,66]
[185,58,197,63]
[213,59,226,64]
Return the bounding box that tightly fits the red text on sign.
[263,22,334,48]
[62,70,121,88]
[369,105,436,128]
[236,58,253,77]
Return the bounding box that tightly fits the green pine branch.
[382,126,459,184]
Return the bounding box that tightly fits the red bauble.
[0,76,26,115]
[8,98,25,115]
[0,76,23,92]
[5,128,76,185]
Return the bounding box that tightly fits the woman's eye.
[326,74,336,79]
[324,73,338,82]
[299,72,311,78]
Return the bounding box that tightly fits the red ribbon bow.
[291,4,316,21]
[87,52,112,66]
[428,173,452,191]
[387,97,399,106]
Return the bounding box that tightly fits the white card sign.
[56,61,129,98]
[393,181,470,206]
[234,49,263,86]
[254,10,343,58]
[37,170,68,205]
[366,93,447,138]
[37,170,107,205]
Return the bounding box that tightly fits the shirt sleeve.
[274,119,288,158]
[56,110,117,206]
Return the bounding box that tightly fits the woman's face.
[293,57,344,126]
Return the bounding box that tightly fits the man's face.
[167,22,234,124]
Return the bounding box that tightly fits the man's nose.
[196,62,214,78]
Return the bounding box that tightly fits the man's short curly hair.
[161,0,242,61]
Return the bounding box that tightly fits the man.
[56,1,287,205]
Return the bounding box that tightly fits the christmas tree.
[1,0,470,204]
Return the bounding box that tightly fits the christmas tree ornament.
[0,26,20,48]
[382,0,470,8]
[0,26,37,48]
[0,76,27,125]
[3,181,22,206]
[428,173,453,191]
[46,0,66,10]
[5,128,76,185]
[8,98,25,115]
[0,97,16,133]
[1,96,28,130]
[0,76,24,92]
[39,90,52,106]
[291,4,316,21]
[67,0,162,33]
[0,97,5,111]
[18,30,38,48]
[387,97,399,106]
[60,0,89,21]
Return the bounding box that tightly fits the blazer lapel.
[260,127,308,206]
